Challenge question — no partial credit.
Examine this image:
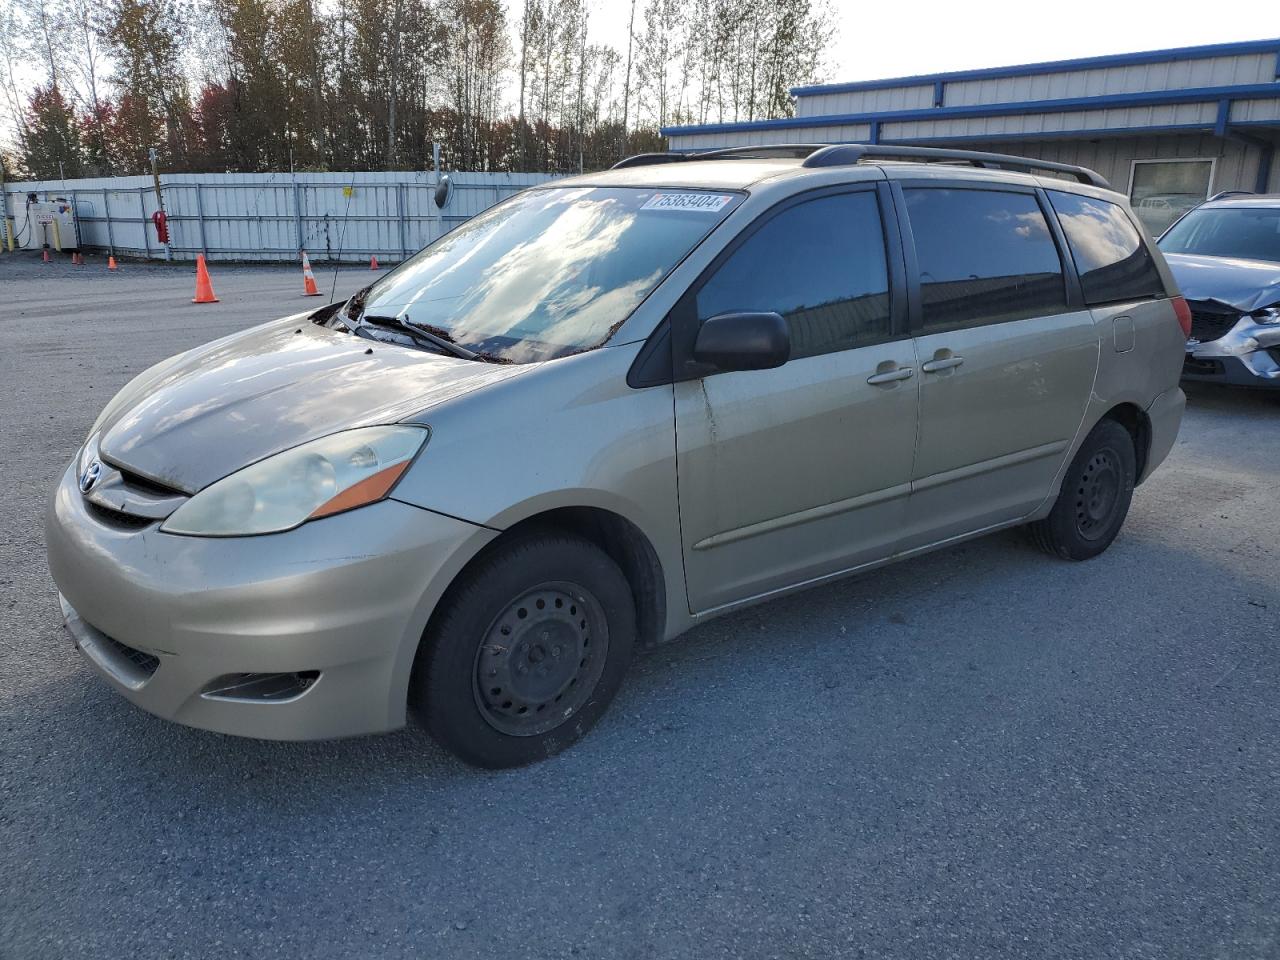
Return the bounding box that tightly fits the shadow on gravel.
[15,518,1274,804]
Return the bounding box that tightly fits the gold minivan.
[47,145,1188,767]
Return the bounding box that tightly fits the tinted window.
[904,188,1067,332]
[1159,205,1280,264]
[697,191,891,360]
[1049,191,1166,303]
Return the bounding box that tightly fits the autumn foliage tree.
[0,0,834,178]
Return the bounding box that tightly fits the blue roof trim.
[665,124,1214,155]
[661,82,1280,137]
[662,119,1280,153]
[879,122,1219,144]
[789,37,1280,97]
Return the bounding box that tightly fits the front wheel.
[1029,418,1137,561]
[413,532,635,768]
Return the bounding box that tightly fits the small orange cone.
[42,248,51,263]
[369,255,379,271]
[107,256,118,271]
[301,250,321,296]
[192,254,219,303]
[74,252,83,265]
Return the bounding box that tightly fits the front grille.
[86,501,155,530]
[1188,302,1243,344]
[113,465,184,497]
[99,634,160,676]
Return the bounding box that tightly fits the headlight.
[161,426,429,536]
[1252,307,1280,325]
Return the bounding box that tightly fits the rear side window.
[696,191,892,360]
[903,188,1067,332]
[1048,191,1166,305]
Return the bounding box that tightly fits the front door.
[892,184,1099,549]
[674,186,920,613]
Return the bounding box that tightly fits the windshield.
[346,186,741,362]
[1159,206,1280,264]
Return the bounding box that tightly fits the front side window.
[903,188,1067,332]
[351,186,741,362]
[1048,191,1166,304]
[1159,205,1280,264]
[696,191,892,360]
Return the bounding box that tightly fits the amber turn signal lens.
[308,460,413,520]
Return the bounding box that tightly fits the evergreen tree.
[20,84,85,179]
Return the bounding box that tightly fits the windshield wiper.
[360,314,480,361]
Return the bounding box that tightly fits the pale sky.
[583,0,1278,94]
[4,0,1276,148]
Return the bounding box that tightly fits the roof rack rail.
[611,144,828,169]
[611,142,1112,189]
[801,144,1111,188]
[1207,189,1253,201]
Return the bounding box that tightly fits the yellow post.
[51,218,62,252]
[3,218,12,252]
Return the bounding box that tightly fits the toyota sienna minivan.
[46,144,1188,767]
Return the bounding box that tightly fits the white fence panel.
[2,170,559,263]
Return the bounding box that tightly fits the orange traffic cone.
[369,255,379,271]
[107,256,118,271]
[73,252,83,265]
[192,254,219,303]
[301,250,321,296]
[42,248,50,263]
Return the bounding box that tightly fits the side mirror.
[692,311,790,373]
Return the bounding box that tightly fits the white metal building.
[663,38,1280,234]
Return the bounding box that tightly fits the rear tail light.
[1172,296,1193,339]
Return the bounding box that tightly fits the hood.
[1162,252,1280,313]
[98,316,527,492]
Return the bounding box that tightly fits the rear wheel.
[1029,418,1136,561]
[413,532,635,768]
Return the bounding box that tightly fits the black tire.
[413,532,635,768]
[1029,418,1137,561]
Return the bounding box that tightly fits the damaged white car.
[1159,194,1280,388]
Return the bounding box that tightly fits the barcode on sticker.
[641,193,733,212]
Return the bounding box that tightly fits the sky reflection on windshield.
[361,186,738,362]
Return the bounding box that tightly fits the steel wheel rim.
[1075,448,1121,541]
[472,581,609,737]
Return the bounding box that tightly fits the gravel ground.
[2,251,1279,959]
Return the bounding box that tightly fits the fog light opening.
[201,671,321,703]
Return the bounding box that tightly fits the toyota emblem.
[79,459,102,493]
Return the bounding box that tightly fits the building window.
[1128,159,1214,235]
[902,188,1067,333]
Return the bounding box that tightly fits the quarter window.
[903,188,1068,333]
[696,191,892,360]
[1048,191,1166,305]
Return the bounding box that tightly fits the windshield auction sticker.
[641,193,734,212]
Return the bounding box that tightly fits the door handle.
[921,355,965,373]
[866,366,915,385]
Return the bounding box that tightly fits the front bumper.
[46,463,494,740]
[1183,319,1280,389]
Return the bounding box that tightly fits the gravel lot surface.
[2,251,1278,959]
